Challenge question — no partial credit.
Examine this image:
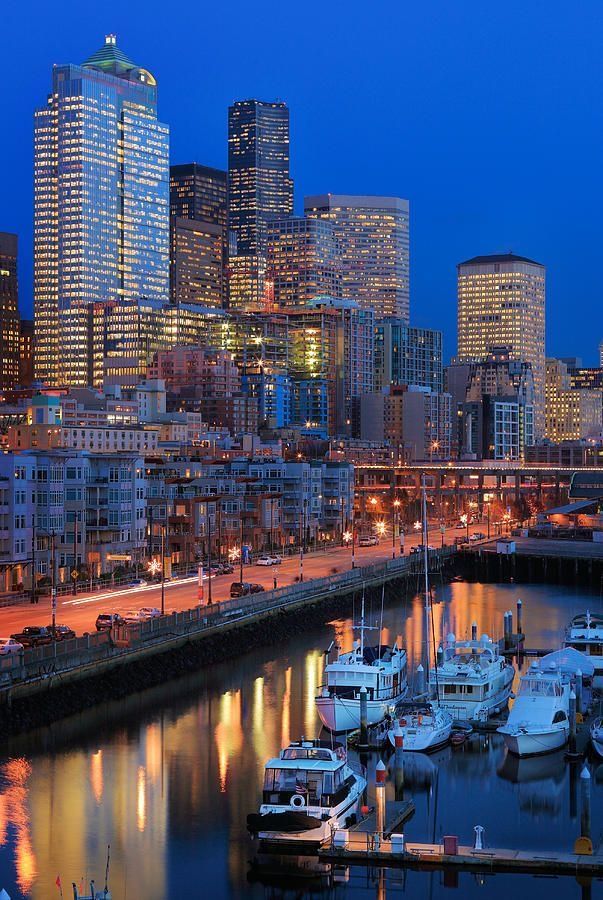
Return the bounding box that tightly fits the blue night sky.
[4,0,603,364]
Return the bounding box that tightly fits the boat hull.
[433,667,514,722]
[387,721,452,752]
[248,793,363,847]
[316,691,406,733]
[499,724,569,757]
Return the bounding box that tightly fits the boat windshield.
[281,747,333,760]
[519,677,562,697]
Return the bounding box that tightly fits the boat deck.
[319,838,603,876]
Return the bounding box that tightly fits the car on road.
[455,522,466,530]
[469,532,486,542]
[229,582,266,598]
[46,624,76,641]
[10,626,53,648]
[128,578,146,587]
[0,638,24,655]
[410,544,437,555]
[139,607,161,619]
[123,610,146,625]
[256,555,281,566]
[358,536,379,547]
[95,613,124,631]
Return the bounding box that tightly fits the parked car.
[0,638,24,655]
[256,556,275,566]
[46,624,76,641]
[250,583,265,593]
[230,582,251,598]
[10,626,53,648]
[219,564,234,575]
[123,610,146,625]
[455,522,466,530]
[128,578,146,587]
[473,531,486,540]
[268,556,282,565]
[95,613,124,631]
[410,544,437,555]
[139,606,161,619]
[358,536,379,547]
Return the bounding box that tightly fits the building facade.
[228,100,293,311]
[0,233,20,392]
[374,318,443,393]
[456,253,546,437]
[304,194,410,321]
[545,358,602,442]
[266,217,340,308]
[34,35,170,387]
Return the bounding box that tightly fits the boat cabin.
[566,612,603,657]
[262,740,352,808]
[324,644,407,700]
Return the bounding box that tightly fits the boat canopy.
[539,648,595,677]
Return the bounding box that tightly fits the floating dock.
[319,836,603,876]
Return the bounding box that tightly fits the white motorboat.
[430,626,514,722]
[564,611,603,687]
[315,597,408,732]
[387,702,453,753]
[497,662,570,757]
[591,718,603,758]
[247,739,366,847]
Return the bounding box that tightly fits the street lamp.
[376,520,386,540]
[392,498,401,559]
[460,512,469,542]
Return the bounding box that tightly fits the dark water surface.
[0,581,602,899]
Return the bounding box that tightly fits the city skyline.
[3,3,603,364]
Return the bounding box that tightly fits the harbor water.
[0,581,602,899]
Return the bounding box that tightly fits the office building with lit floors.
[0,232,20,392]
[456,253,546,437]
[228,99,293,311]
[374,318,443,392]
[266,216,341,307]
[545,358,602,442]
[304,194,410,321]
[34,34,170,387]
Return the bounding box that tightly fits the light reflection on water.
[0,581,601,899]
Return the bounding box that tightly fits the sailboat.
[315,592,408,733]
[388,475,453,752]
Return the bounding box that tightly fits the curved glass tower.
[34,35,169,387]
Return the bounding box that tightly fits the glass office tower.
[34,35,170,387]
[0,232,20,392]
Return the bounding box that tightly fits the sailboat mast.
[422,474,430,675]
[360,590,365,656]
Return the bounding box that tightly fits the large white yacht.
[315,599,408,732]
[429,627,514,722]
[564,611,603,687]
[247,739,366,847]
[497,662,570,757]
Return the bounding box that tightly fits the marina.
[0,580,602,898]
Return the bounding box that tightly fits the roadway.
[0,523,484,638]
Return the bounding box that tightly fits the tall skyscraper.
[228,100,293,310]
[169,163,227,307]
[456,253,546,437]
[0,232,20,392]
[304,194,410,321]
[34,35,170,387]
[266,217,340,308]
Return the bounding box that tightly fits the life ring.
[290,794,306,809]
[399,718,407,727]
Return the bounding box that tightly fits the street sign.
[70,569,78,580]
[106,553,132,561]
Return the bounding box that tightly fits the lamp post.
[461,512,469,543]
[239,513,244,582]
[392,498,400,559]
[206,505,212,606]
[50,531,57,633]
[160,524,166,616]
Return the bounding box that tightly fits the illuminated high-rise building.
[266,217,340,308]
[457,253,546,437]
[169,163,227,307]
[545,358,602,442]
[228,99,293,310]
[304,194,410,321]
[34,34,170,387]
[0,232,20,391]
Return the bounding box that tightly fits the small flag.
[295,778,308,794]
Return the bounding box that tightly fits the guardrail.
[0,547,455,692]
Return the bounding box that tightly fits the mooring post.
[516,598,523,636]
[415,663,425,696]
[375,759,386,850]
[394,726,404,800]
[575,669,583,716]
[359,686,368,750]
[581,764,592,843]
[569,690,577,756]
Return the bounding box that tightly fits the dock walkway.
[319,837,603,876]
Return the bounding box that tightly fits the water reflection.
[0,581,600,898]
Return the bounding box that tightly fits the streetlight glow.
[147,558,161,577]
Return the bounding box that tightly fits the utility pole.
[72,510,78,595]
[207,504,212,605]
[239,509,244,582]
[160,524,165,616]
[51,531,57,633]
[31,515,36,605]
